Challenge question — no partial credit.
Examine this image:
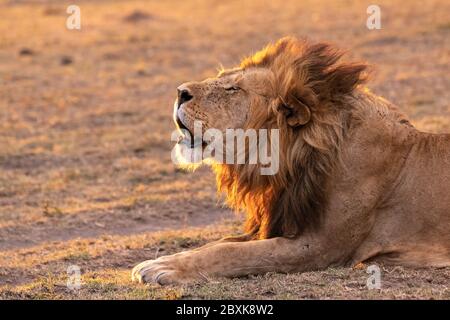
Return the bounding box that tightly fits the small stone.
[19,48,34,56]
[123,10,153,23]
[61,56,73,65]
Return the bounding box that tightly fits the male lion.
[132,37,450,285]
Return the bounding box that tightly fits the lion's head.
[174,36,368,239]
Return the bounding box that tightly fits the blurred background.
[0,0,449,299]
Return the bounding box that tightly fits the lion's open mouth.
[174,108,205,149]
[174,114,191,139]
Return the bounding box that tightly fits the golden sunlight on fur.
[217,37,369,239]
[132,37,449,285]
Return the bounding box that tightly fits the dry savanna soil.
[0,0,449,299]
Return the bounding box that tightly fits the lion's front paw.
[131,253,205,285]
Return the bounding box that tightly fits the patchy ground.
[0,0,449,299]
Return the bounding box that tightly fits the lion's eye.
[225,86,240,91]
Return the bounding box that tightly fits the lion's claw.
[131,254,204,285]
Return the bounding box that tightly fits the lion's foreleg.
[132,235,328,284]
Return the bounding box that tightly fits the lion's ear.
[277,97,311,127]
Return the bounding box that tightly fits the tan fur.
[132,37,450,285]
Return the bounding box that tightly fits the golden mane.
[213,37,368,240]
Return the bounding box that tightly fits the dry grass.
[2,221,448,300]
[0,0,449,299]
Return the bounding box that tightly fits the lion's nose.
[177,86,193,106]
